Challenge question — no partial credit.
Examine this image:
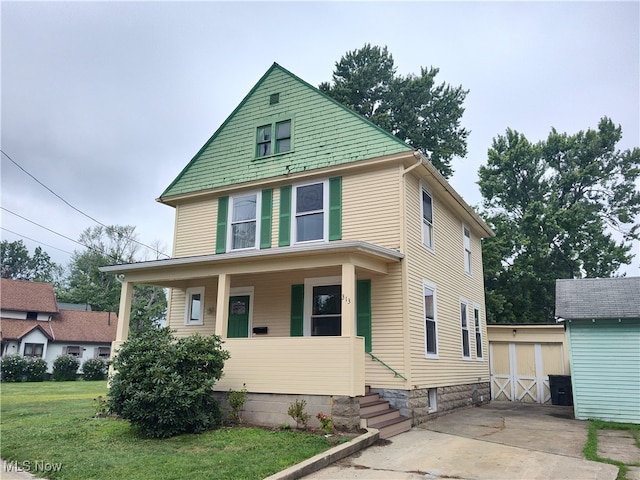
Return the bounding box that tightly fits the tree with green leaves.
[479,117,640,323]
[320,44,469,178]
[1,240,63,284]
[57,225,166,335]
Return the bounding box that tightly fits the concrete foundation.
[212,391,361,431]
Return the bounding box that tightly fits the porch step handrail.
[367,352,407,381]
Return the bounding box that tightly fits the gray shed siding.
[566,318,640,424]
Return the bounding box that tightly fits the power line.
[0,227,75,256]
[1,207,121,263]
[1,149,170,258]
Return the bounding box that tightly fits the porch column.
[215,273,230,338]
[115,280,133,342]
[341,262,356,337]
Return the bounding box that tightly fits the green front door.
[228,295,250,338]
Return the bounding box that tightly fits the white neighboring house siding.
[0,309,53,321]
[44,342,112,374]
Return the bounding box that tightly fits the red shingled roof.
[0,278,58,313]
[1,310,117,343]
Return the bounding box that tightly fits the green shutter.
[260,189,273,249]
[357,279,372,353]
[279,185,292,247]
[216,196,229,254]
[290,284,304,336]
[329,176,342,241]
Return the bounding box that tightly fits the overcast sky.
[2,1,639,275]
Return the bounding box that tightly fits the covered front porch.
[102,241,403,398]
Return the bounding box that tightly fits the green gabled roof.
[160,63,412,200]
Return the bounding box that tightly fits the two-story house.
[101,63,494,438]
[0,278,117,374]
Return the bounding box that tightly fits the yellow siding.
[173,200,217,257]
[404,173,490,388]
[215,337,365,396]
[342,165,402,249]
[167,278,218,337]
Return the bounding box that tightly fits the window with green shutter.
[260,189,273,248]
[357,279,372,352]
[329,176,342,241]
[290,284,304,336]
[216,196,229,254]
[290,177,342,244]
[279,185,292,246]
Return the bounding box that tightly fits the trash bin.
[548,375,573,406]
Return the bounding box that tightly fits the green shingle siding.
[161,64,410,199]
[567,319,640,424]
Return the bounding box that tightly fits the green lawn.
[1,381,333,480]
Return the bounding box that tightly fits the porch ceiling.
[99,241,403,285]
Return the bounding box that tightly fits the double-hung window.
[463,225,472,275]
[256,120,291,158]
[303,276,342,336]
[185,287,205,326]
[229,193,259,250]
[461,300,471,359]
[424,282,438,357]
[294,181,327,243]
[421,187,434,249]
[474,305,483,359]
[66,345,82,358]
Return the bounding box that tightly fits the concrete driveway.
[304,402,619,479]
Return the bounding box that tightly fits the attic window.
[256,119,292,158]
[270,93,280,105]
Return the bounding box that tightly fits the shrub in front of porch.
[109,327,230,438]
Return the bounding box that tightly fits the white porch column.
[115,280,133,342]
[215,273,230,338]
[341,262,356,337]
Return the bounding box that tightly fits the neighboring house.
[0,278,117,373]
[556,277,640,424]
[487,323,570,404]
[100,63,494,437]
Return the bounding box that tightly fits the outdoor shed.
[555,277,640,424]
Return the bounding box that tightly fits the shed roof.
[0,278,59,313]
[555,277,640,320]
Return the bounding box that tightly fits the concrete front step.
[369,416,413,439]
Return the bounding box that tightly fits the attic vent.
[269,93,280,105]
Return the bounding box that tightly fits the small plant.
[24,357,47,382]
[288,399,310,429]
[316,412,334,435]
[82,358,108,381]
[93,395,110,417]
[0,354,28,382]
[280,423,291,430]
[227,383,248,424]
[52,354,80,381]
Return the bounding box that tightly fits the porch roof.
[99,241,403,284]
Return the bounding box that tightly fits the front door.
[228,295,250,338]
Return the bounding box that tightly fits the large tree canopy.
[479,117,640,323]
[1,240,63,284]
[57,225,166,335]
[320,44,469,178]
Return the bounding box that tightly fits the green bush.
[109,328,230,438]
[52,354,80,381]
[82,358,108,381]
[24,357,48,382]
[227,384,248,424]
[1,354,27,382]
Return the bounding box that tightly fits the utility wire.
[0,227,75,256]
[1,207,122,263]
[1,149,170,258]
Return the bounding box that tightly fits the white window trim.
[463,223,472,276]
[474,303,484,360]
[229,286,255,337]
[292,179,329,245]
[420,184,435,251]
[423,280,439,359]
[185,286,205,326]
[227,192,261,252]
[460,298,471,360]
[303,275,341,336]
